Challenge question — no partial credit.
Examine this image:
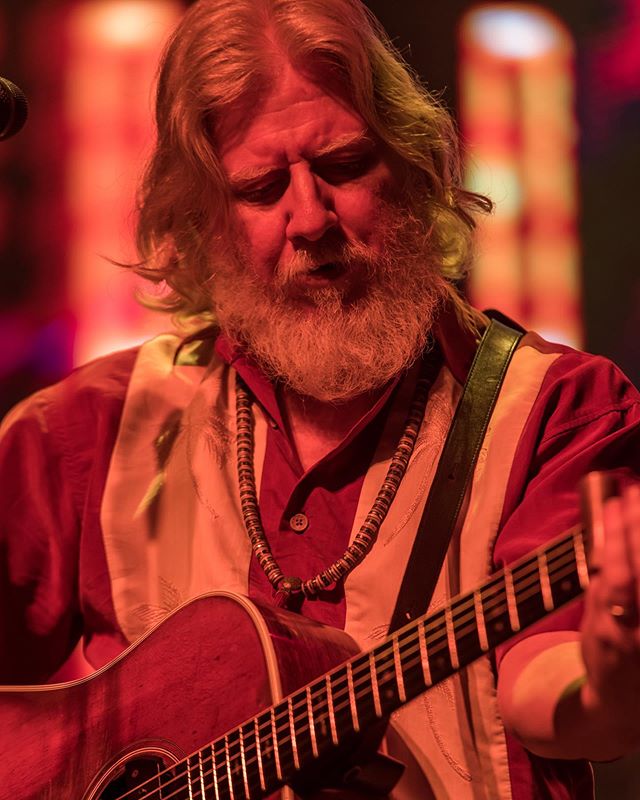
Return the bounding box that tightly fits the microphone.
[0,77,28,141]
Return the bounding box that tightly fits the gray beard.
[212,206,449,402]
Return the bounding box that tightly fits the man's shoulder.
[519,331,640,437]
[446,310,637,408]
[1,345,143,439]
[523,330,637,396]
[63,345,142,396]
[2,329,224,437]
[0,345,153,489]
[39,345,141,411]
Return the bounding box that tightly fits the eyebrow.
[312,131,375,158]
[227,132,375,186]
[227,164,280,186]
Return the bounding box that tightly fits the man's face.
[216,62,402,303]
[211,63,446,401]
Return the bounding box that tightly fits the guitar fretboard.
[119,526,589,800]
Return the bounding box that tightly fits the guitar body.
[0,592,359,800]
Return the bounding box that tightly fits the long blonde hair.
[133,0,491,330]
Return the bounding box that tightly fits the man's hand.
[498,478,640,761]
[579,482,640,755]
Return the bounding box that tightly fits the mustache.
[275,240,379,286]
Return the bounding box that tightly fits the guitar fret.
[325,674,339,745]
[573,530,590,589]
[306,685,319,757]
[369,651,383,718]
[224,734,236,800]
[392,636,406,703]
[504,567,521,632]
[473,590,489,651]
[538,552,554,612]
[346,661,360,732]
[187,754,194,800]
[211,742,221,800]
[198,749,208,800]
[270,707,283,781]
[239,725,250,799]
[252,716,266,792]
[287,696,300,771]
[444,605,459,670]
[418,621,432,686]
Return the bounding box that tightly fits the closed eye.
[232,172,289,205]
[313,150,379,184]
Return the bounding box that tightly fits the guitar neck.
[143,526,590,800]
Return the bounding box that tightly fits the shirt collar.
[433,304,484,385]
[214,333,288,430]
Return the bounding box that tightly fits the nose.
[285,164,337,245]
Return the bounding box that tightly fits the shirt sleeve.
[493,349,640,665]
[0,388,84,683]
[0,349,137,683]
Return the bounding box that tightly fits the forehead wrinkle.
[226,130,374,186]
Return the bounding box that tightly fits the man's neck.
[278,386,386,472]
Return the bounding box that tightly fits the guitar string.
[117,556,582,800]
[116,554,580,800]
[218,544,580,778]
[113,542,580,800]
[156,556,584,800]
[113,537,580,800]
[111,542,575,797]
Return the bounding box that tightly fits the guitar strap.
[388,316,523,634]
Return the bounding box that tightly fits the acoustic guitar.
[0,524,589,800]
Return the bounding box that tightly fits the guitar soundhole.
[96,754,175,799]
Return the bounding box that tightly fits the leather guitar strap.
[388,318,523,634]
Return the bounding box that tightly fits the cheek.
[234,209,286,277]
[335,185,392,247]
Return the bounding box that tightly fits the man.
[1,0,639,797]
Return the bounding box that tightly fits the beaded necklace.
[235,352,440,607]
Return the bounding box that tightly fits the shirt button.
[289,513,309,533]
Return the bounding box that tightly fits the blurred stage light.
[72,0,176,48]
[465,160,523,218]
[65,0,182,366]
[459,4,582,348]
[470,7,561,60]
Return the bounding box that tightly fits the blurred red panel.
[459,4,582,348]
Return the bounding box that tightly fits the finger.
[582,471,609,571]
[602,496,635,608]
